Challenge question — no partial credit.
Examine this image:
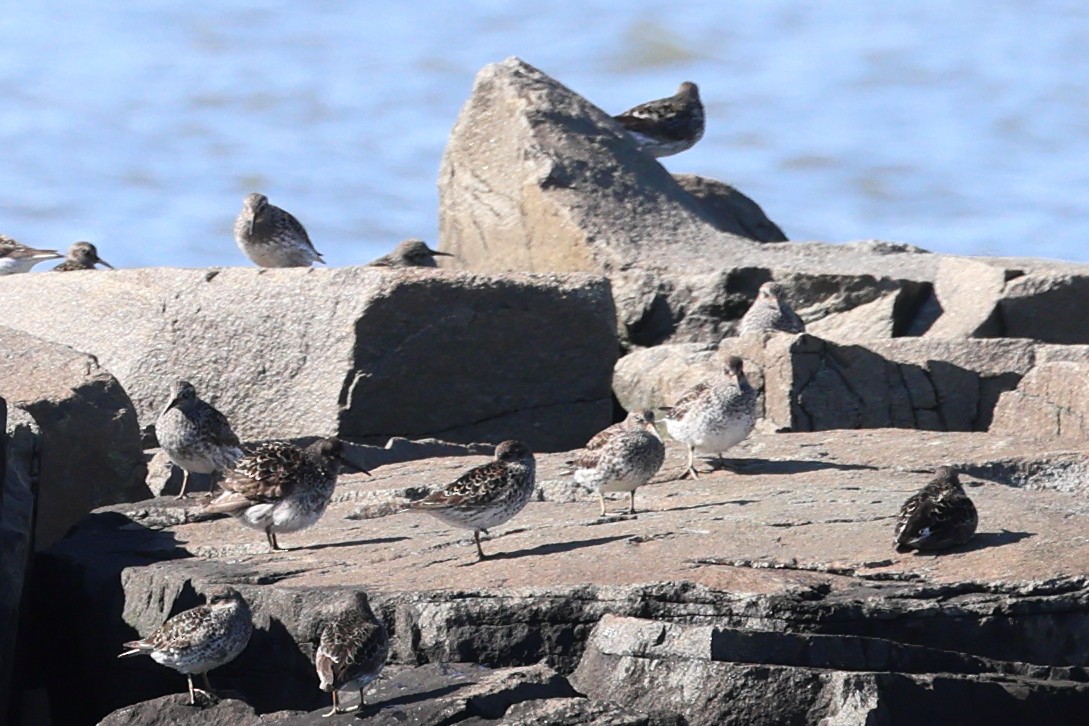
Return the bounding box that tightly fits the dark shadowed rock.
[670,174,787,242]
[0,268,616,453]
[571,615,1089,725]
[0,326,147,548]
[98,693,268,726]
[32,429,1089,723]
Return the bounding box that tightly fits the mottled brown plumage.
[574,410,665,516]
[895,466,978,553]
[315,592,389,717]
[613,81,705,158]
[52,241,115,271]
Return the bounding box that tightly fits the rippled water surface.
[2,1,1088,268]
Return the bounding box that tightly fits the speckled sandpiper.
[367,239,453,268]
[315,591,390,718]
[895,466,979,553]
[118,586,253,705]
[574,409,665,516]
[202,438,368,550]
[52,241,115,272]
[0,235,63,275]
[405,440,535,562]
[234,192,325,268]
[737,281,805,335]
[661,355,757,480]
[156,381,243,499]
[613,81,705,158]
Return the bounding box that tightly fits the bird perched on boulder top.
[233,192,325,268]
[203,438,368,550]
[367,239,453,268]
[613,81,704,158]
[894,466,978,553]
[406,440,535,561]
[662,356,756,479]
[52,241,115,271]
[0,235,63,275]
[737,281,805,335]
[315,591,389,717]
[156,381,243,499]
[118,586,253,705]
[574,409,665,517]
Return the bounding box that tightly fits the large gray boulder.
[437,57,941,346]
[439,57,1089,347]
[0,326,147,548]
[614,334,1035,433]
[0,268,616,452]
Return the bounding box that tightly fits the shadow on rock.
[301,535,411,552]
[729,458,881,475]
[476,535,630,563]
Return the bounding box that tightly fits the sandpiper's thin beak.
[431,249,454,257]
[97,258,115,270]
[248,217,255,236]
[164,396,182,413]
[35,250,63,261]
[339,455,372,476]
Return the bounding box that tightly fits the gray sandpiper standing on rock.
[613,81,705,158]
[118,586,253,706]
[202,438,368,550]
[0,235,63,275]
[894,466,978,553]
[315,591,390,718]
[661,356,757,480]
[367,239,453,268]
[156,381,243,499]
[405,440,535,562]
[574,409,665,517]
[737,281,805,335]
[233,192,325,268]
[52,241,115,271]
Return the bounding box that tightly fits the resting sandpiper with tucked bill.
[737,281,805,335]
[895,466,978,553]
[406,440,535,562]
[156,381,243,499]
[234,192,325,268]
[613,81,705,158]
[315,591,390,718]
[367,239,453,268]
[203,438,368,551]
[118,586,253,705]
[52,241,115,271]
[574,409,665,517]
[662,356,757,480]
[0,235,63,275]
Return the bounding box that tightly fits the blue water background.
[1,1,1088,268]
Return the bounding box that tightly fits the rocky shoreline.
[4,57,1089,724]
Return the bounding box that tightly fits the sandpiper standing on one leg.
[0,235,63,275]
[737,281,805,335]
[367,239,453,268]
[895,466,979,553]
[613,81,705,158]
[662,356,757,480]
[233,193,325,268]
[405,440,535,562]
[202,438,368,551]
[118,586,253,706]
[156,381,243,499]
[574,409,665,517]
[315,591,390,718]
[52,241,115,272]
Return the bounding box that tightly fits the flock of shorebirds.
[9,81,979,715]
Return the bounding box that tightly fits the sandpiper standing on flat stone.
[406,440,535,562]
[574,409,665,517]
[662,356,757,480]
[315,591,390,718]
[233,193,325,268]
[613,81,705,158]
[52,241,115,271]
[895,466,978,553]
[737,281,805,335]
[0,235,63,275]
[118,586,253,705]
[156,381,243,499]
[367,239,453,268]
[203,438,368,550]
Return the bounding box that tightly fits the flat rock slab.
[0,267,616,452]
[36,429,1089,723]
